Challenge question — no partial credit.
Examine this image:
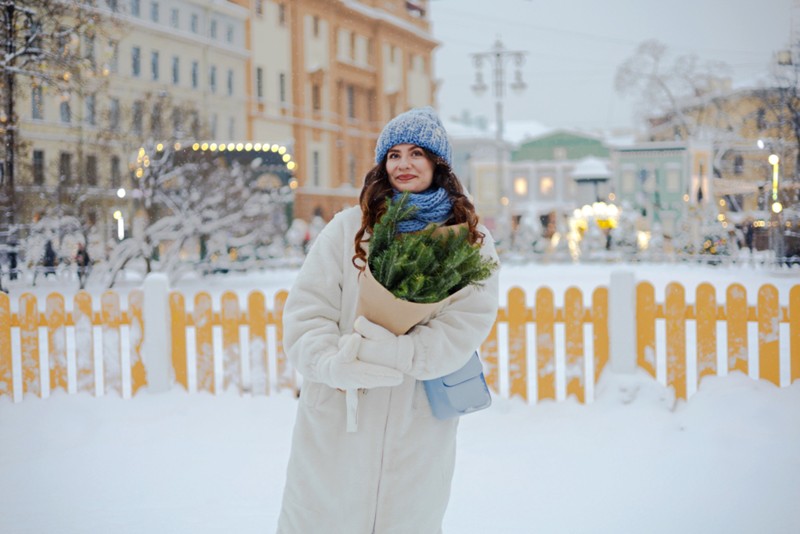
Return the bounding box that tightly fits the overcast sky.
[428,0,794,133]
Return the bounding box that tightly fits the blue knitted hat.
[375,106,452,166]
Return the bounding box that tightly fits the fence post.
[609,270,636,373]
[143,273,171,393]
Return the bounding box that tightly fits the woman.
[277,107,499,533]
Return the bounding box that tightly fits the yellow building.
[12,0,436,245]
[257,0,438,220]
[645,84,799,213]
[16,0,250,239]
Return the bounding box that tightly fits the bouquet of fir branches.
[356,193,498,335]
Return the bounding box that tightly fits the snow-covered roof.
[443,120,495,141]
[572,156,610,179]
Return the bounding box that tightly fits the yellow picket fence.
[0,290,147,399]
[636,282,800,399]
[1,281,798,403]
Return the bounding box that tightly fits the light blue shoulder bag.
[423,351,492,419]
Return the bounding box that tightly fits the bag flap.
[442,352,483,386]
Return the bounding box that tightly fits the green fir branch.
[368,193,498,303]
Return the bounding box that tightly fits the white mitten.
[316,333,404,390]
[353,316,414,374]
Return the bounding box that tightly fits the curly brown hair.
[352,149,484,271]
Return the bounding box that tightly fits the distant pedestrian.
[7,240,17,281]
[75,242,91,289]
[33,239,58,286]
[745,222,754,252]
[43,240,57,277]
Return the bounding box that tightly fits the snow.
[1,263,799,533]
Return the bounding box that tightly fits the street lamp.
[471,38,527,247]
[767,153,784,260]
[768,153,779,201]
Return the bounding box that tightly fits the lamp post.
[471,38,527,247]
[768,153,785,261]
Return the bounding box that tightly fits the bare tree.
[105,139,292,287]
[615,39,732,137]
[1,0,111,232]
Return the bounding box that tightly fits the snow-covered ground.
[1,262,799,534]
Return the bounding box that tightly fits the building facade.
[610,142,713,237]
[11,0,437,245]
[507,130,610,231]
[280,0,437,220]
[645,84,799,214]
[16,0,250,240]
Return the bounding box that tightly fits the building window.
[279,72,286,104]
[85,94,96,125]
[59,152,72,183]
[278,3,286,26]
[172,56,179,84]
[151,103,162,136]
[151,51,159,80]
[109,98,120,130]
[256,67,264,100]
[621,169,635,193]
[367,89,375,121]
[32,86,44,119]
[191,61,199,89]
[312,150,320,187]
[210,65,217,93]
[346,85,355,119]
[84,34,95,67]
[666,167,680,192]
[734,155,744,175]
[130,0,140,17]
[513,176,528,197]
[227,69,233,96]
[33,150,45,186]
[107,0,119,12]
[86,155,98,186]
[228,117,235,139]
[111,156,121,188]
[190,111,200,137]
[210,113,217,138]
[210,19,217,39]
[132,100,143,133]
[757,108,767,130]
[171,108,182,135]
[131,46,141,77]
[312,15,320,37]
[226,24,233,43]
[150,1,159,22]
[255,0,263,16]
[348,154,356,186]
[108,40,119,73]
[311,83,321,111]
[539,175,554,197]
[170,8,179,28]
[60,100,71,123]
[190,13,199,33]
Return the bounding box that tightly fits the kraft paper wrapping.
[355,223,468,335]
[355,264,442,336]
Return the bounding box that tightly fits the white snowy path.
[1,374,798,534]
[1,263,799,533]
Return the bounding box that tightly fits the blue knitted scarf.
[392,187,453,233]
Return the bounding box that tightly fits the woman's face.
[385,144,434,193]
